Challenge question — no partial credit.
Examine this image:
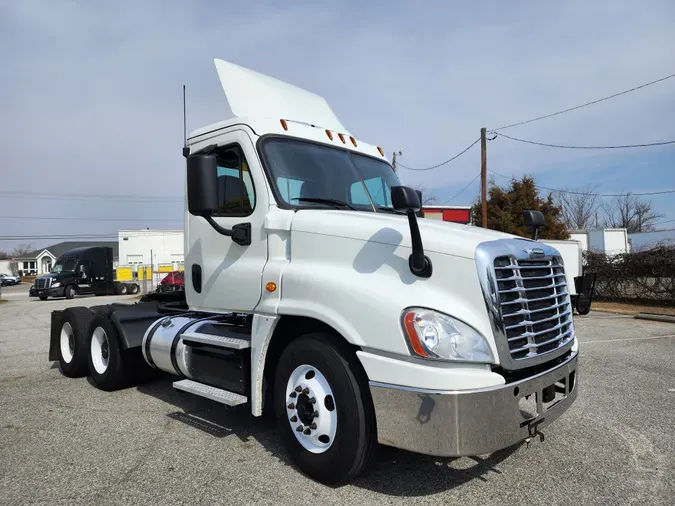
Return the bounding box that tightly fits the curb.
[634,313,675,324]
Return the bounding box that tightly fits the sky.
[1,0,674,253]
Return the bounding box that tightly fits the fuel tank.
[142,314,221,377]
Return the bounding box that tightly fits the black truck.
[29,246,140,300]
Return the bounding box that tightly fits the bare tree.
[553,184,601,230]
[9,243,33,276]
[600,193,665,233]
[410,183,439,205]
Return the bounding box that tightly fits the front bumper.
[29,286,65,298]
[368,351,578,457]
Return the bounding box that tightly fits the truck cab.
[47,59,579,485]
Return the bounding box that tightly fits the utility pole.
[392,150,402,174]
[481,127,487,228]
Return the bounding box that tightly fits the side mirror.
[391,186,422,213]
[390,185,432,278]
[414,189,424,218]
[187,154,219,216]
[523,210,545,240]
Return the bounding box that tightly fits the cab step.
[172,379,248,406]
[181,331,250,350]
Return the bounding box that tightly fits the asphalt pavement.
[0,291,673,505]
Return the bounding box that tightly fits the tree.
[9,243,33,276]
[553,183,601,230]
[471,175,569,240]
[0,251,10,260]
[600,192,665,233]
[410,183,439,205]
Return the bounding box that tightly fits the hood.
[290,210,527,259]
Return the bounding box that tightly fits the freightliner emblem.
[528,248,545,259]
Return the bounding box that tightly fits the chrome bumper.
[368,351,578,457]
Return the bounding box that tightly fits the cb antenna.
[182,85,189,158]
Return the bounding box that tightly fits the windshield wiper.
[295,197,356,210]
[374,206,405,215]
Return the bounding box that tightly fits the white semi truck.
[47,59,579,485]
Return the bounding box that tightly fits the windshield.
[260,137,402,212]
[52,259,76,273]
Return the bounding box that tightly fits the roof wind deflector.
[213,59,350,134]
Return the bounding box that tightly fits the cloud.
[0,0,674,251]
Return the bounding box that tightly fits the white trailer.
[47,59,579,485]
[588,228,630,256]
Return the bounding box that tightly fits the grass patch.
[592,301,675,316]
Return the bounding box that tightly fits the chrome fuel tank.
[141,314,220,377]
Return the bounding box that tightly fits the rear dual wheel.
[274,333,377,485]
[57,307,93,377]
[86,312,154,391]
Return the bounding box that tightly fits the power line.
[442,173,481,204]
[397,138,480,171]
[0,190,183,202]
[492,72,675,131]
[0,215,182,222]
[494,132,675,149]
[488,169,675,197]
[0,234,120,242]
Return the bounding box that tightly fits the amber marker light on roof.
[280,119,288,130]
[338,133,346,143]
[377,146,385,156]
[326,129,333,140]
[349,136,357,147]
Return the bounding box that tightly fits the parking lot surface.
[1,292,673,505]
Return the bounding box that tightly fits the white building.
[118,229,184,268]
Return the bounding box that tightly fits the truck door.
[187,129,269,313]
[77,261,94,294]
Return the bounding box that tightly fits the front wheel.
[274,333,377,485]
[64,285,75,299]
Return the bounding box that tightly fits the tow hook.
[525,419,545,448]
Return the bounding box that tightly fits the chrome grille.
[475,239,575,370]
[494,256,573,361]
[35,278,52,289]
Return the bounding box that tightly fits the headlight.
[401,308,493,362]
[51,282,61,288]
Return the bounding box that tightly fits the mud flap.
[48,310,64,361]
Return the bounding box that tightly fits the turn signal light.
[266,282,277,292]
[403,311,429,357]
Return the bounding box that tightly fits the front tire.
[64,285,75,299]
[274,333,377,485]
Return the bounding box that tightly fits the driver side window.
[213,145,256,217]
